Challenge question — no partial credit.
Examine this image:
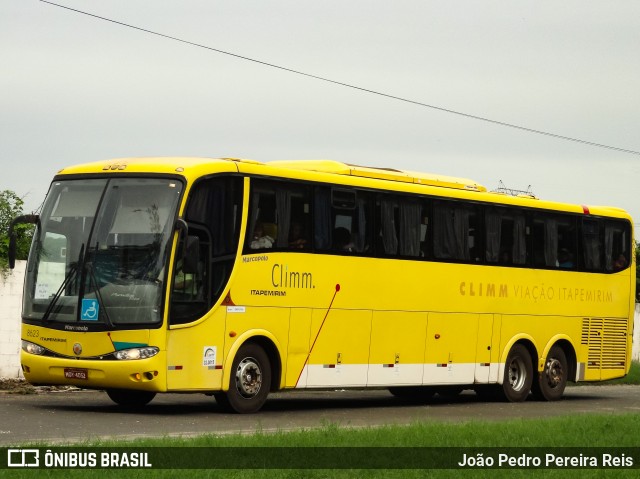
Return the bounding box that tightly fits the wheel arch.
[498,335,539,385]
[222,330,283,393]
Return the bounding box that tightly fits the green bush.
[0,189,34,275]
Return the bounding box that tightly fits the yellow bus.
[10,157,634,413]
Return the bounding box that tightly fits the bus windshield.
[23,177,183,327]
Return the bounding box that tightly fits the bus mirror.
[7,214,39,270]
[182,235,200,274]
[175,218,188,235]
[8,232,17,269]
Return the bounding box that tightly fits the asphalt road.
[1,385,639,445]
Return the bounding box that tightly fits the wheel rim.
[235,357,262,398]
[508,357,527,392]
[544,357,564,389]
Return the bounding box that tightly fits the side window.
[485,207,527,266]
[245,180,311,252]
[377,195,427,258]
[581,219,603,271]
[170,176,243,325]
[532,214,576,269]
[433,201,481,262]
[171,224,210,316]
[314,186,373,254]
[604,220,631,272]
[580,218,630,273]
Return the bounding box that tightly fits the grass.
[568,360,640,387]
[3,414,640,478]
[601,360,640,385]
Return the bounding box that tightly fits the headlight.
[22,340,45,355]
[114,347,159,360]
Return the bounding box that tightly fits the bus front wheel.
[532,345,568,401]
[106,389,156,408]
[223,343,271,414]
[501,344,533,402]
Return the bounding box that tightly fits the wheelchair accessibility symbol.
[81,299,99,321]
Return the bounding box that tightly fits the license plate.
[64,368,88,380]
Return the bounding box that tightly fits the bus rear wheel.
[501,344,533,402]
[532,345,568,401]
[106,389,156,408]
[223,343,271,414]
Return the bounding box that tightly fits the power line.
[40,0,640,157]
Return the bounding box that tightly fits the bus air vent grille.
[581,317,627,370]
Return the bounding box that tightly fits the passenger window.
[433,201,481,262]
[314,186,373,254]
[581,219,602,271]
[579,218,630,273]
[604,221,631,272]
[245,180,311,252]
[532,214,576,269]
[485,207,527,266]
[377,195,426,258]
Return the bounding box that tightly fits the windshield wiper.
[41,244,84,323]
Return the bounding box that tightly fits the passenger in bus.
[613,254,627,271]
[173,262,194,292]
[250,222,275,249]
[558,248,574,268]
[289,222,308,249]
[333,227,354,252]
[171,258,202,300]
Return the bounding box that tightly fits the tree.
[0,190,34,273]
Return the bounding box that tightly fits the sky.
[2,1,640,224]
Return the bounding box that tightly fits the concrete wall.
[0,261,25,378]
[0,261,639,377]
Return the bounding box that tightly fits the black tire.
[213,392,232,411]
[106,389,156,408]
[223,343,271,414]
[388,386,436,402]
[501,344,533,402]
[532,345,568,401]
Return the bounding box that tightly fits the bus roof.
[268,160,487,192]
[57,157,485,192]
[56,157,244,176]
[54,156,632,221]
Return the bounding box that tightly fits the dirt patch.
[0,378,80,394]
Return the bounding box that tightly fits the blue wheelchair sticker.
[81,299,99,321]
